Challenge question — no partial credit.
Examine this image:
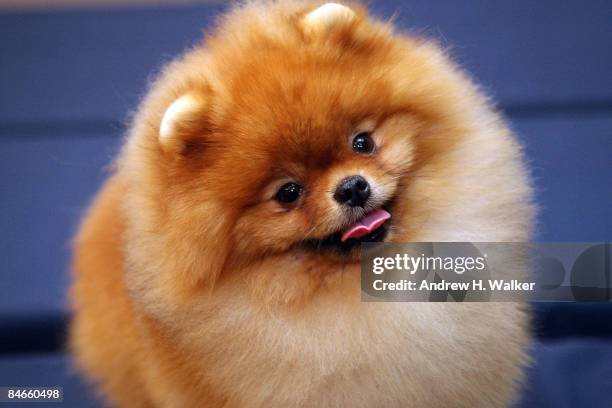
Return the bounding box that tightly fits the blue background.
[0,1,611,406]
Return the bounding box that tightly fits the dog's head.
[123,2,480,304]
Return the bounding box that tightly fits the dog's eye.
[352,132,375,154]
[276,182,303,204]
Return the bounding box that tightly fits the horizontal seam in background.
[1,100,612,139]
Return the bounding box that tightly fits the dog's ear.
[159,92,209,154]
[301,3,356,37]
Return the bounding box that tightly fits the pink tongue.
[341,209,391,242]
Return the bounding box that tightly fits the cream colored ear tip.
[159,94,200,141]
[303,3,355,29]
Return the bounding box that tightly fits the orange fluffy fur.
[70,1,534,407]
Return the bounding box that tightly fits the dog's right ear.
[159,92,209,154]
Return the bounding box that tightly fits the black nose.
[334,175,371,208]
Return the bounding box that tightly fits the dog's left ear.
[301,3,356,36]
[159,92,209,154]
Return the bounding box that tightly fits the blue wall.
[1,1,610,319]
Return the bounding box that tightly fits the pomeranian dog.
[70,1,534,407]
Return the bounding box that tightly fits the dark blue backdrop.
[0,1,611,407]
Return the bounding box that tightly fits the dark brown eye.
[276,182,302,204]
[352,132,375,153]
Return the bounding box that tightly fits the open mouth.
[303,205,393,253]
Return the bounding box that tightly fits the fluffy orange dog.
[70,1,534,407]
